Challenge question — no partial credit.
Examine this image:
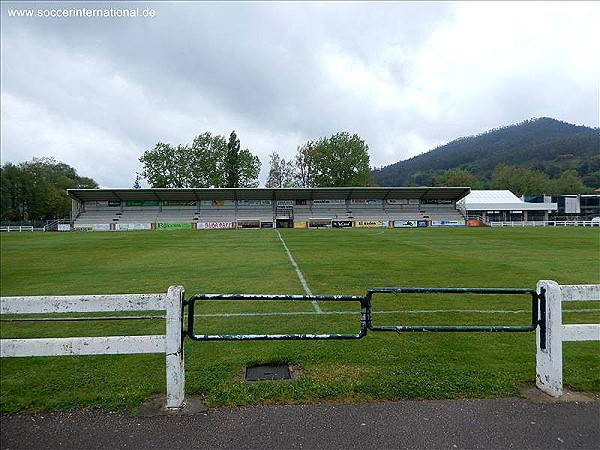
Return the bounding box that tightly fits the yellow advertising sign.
[355,221,380,228]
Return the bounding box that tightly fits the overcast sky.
[1,1,598,188]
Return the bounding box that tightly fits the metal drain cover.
[245,364,291,381]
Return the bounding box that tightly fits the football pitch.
[1,227,599,412]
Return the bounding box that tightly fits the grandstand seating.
[73,199,465,228]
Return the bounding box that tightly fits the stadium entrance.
[276,218,293,228]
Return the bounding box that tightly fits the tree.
[294,132,371,187]
[312,132,371,187]
[0,157,98,222]
[490,164,552,196]
[553,170,590,194]
[222,131,261,188]
[266,152,296,188]
[139,131,260,188]
[0,163,25,221]
[139,142,189,188]
[434,169,484,189]
[294,141,317,188]
[189,132,228,188]
[224,131,240,188]
[236,147,261,188]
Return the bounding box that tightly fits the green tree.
[582,170,600,191]
[189,132,228,187]
[236,147,261,188]
[294,142,317,188]
[553,170,590,194]
[224,131,240,188]
[313,132,371,187]
[266,152,296,188]
[490,164,552,196]
[139,142,188,188]
[295,132,371,187]
[434,169,484,188]
[0,163,25,221]
[0,157,98,222]
[139,131,260,188]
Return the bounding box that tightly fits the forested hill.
[372,118,599,189]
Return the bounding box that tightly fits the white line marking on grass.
[276,230,322,313]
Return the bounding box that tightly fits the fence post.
[535,280,563,396]
[165,285,185,409]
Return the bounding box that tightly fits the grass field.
[1,227,599,413]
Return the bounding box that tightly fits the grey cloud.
[2,1,598,187]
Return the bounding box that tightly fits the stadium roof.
[67,187,471,203]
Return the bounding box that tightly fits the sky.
[1,1,598,188]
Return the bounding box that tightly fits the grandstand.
[67,187,469,230]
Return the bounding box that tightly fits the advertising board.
[196,222,236,230]
[355,220,387,228]
[351,199,383,205]
[431,220,465,227]
[156,222,191,229]
[115,223,152,231]
[332,220,353,228]
[313,199,345,205]
[393,220,418,228]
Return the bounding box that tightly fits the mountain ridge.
[372,117,599,189]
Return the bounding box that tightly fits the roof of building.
[458,190,557,211]
[67,187,471,203]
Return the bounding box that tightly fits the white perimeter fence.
[0,286,185,409]
[0,226,34,232]
[490,220,599,227]
[535,281,600,397]
[0,281,598,409]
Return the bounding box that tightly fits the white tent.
[457,190,557,222]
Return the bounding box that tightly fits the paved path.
[2,396,599,450]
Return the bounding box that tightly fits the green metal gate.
[184,287,544,343]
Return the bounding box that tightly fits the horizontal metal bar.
[367,287,536,295]
[187,294,363,302]
[371,325,537,333]
[188,332,364,341]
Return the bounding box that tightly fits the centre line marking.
[276,230,322,313]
